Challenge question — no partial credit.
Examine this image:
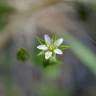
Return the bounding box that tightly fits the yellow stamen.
[48,45,55,51]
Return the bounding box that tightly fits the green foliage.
[0,4,13,14]
[16,48,29,62]
[36,36,45,44]
[43,64,60,78]
[69,36,96,73]
[42,57,62,68]
[52,32,57,41]
[31,45,43,66]
[59,45,71,50]
[0,1,14,30]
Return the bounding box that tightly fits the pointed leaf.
[36,36,45,44]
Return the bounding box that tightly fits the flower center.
[48,45,55,51]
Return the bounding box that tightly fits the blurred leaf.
[37,51,44,56]
[36,36,45,44]
[62,32,96,73]
[31,45,43,66]
[43,64,60,79]
[42,56,62,68]
[52,32,57,41]
[0,15,8,30]
[0,2,14,30]
[69,35,96,73]
[59,45,71,50]
[16,48,29,62]
[0,4,14,15]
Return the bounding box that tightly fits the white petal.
[44,34,51,45]
[37,45,48,50]
[45,51,52,60]
[54,38,64,47]
[54,49,63,55]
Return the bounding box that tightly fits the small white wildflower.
[37,34,64,60]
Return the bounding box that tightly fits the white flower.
[37,34,64,60]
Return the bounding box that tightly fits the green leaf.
[37,51,44,56]
[36,36,45,44]
[0,2,15,30]
[0,4,14,15]
[42,57,62,68]
[44,64,60,79]
[59,45,71,50]
[16,48,29,62]
[52,32,57,41]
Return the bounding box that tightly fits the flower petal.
[37,45,48,50]
[54,38,64,47]
[45,51,52,60]
[44,34,51,45]
[54,49,63,54]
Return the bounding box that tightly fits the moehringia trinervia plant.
[37,34,64,60]
[36,33,70,65]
